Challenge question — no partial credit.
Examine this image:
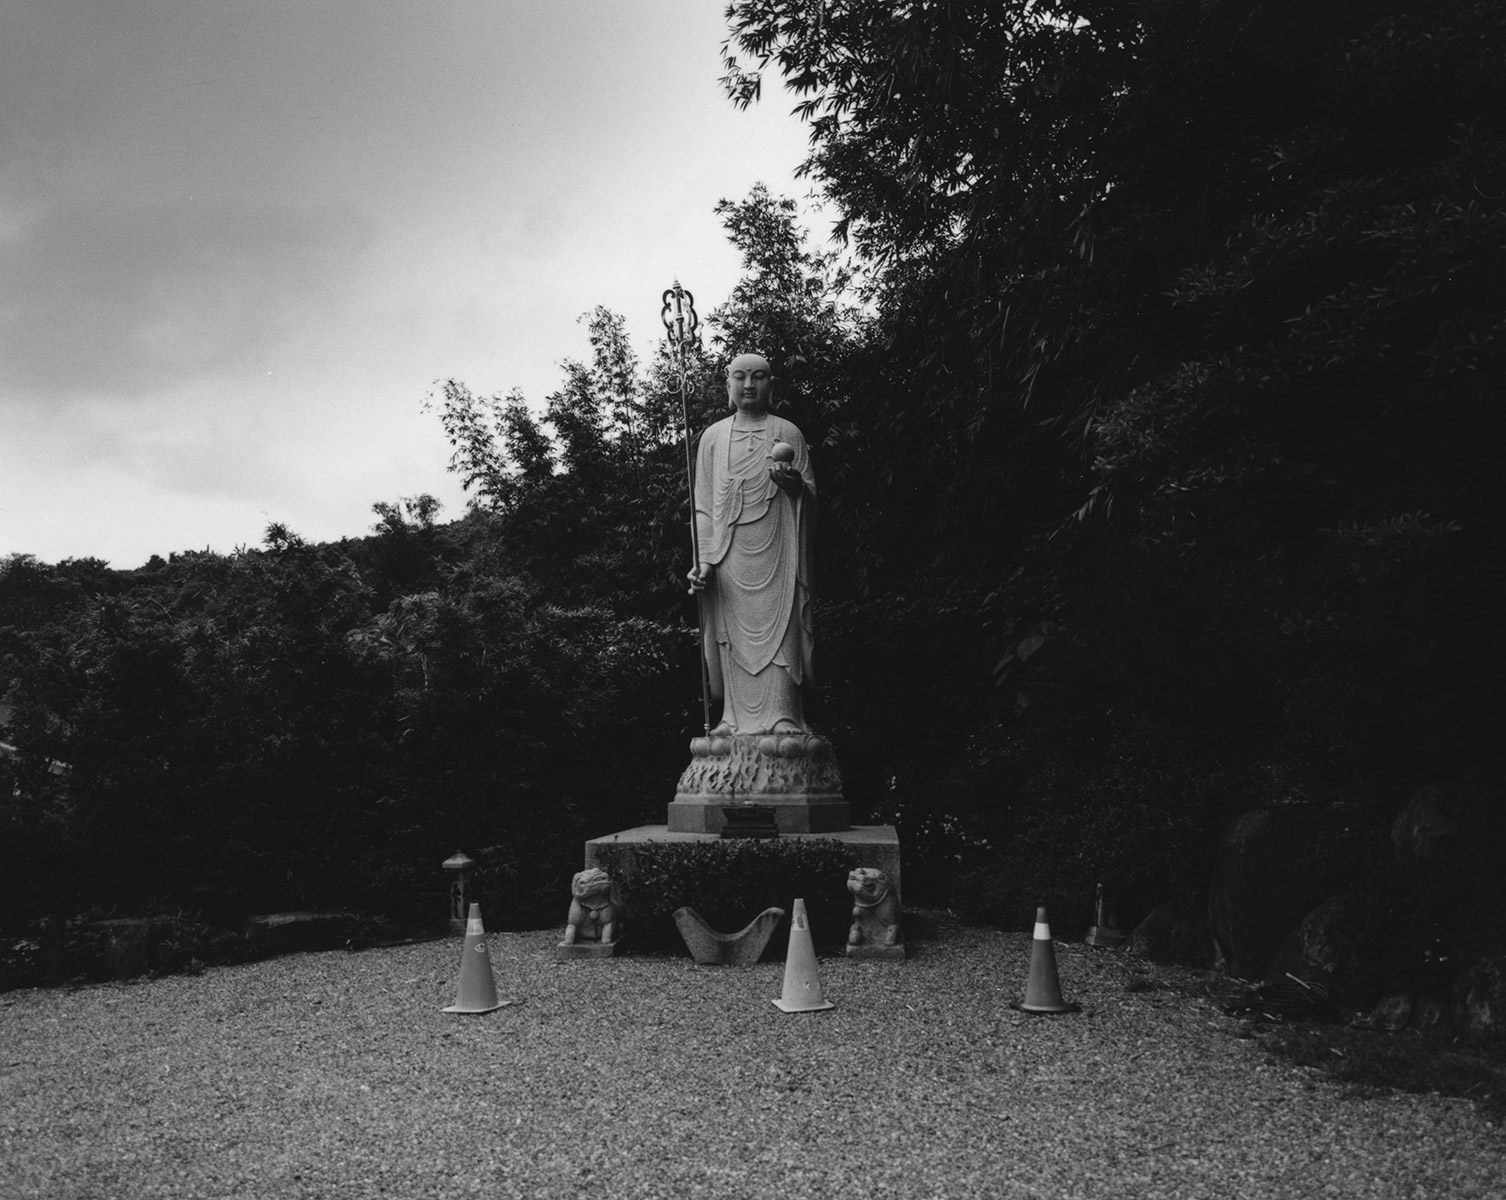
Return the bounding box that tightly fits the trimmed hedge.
[592,838,859,956]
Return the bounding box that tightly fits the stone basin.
[672,906,786,966]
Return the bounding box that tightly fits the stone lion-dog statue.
[847,867,901,948]
[562,868,619,945]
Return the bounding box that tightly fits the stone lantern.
[442,852,476,934]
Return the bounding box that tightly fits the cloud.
[0,199,370,400]
[0,1,824,569]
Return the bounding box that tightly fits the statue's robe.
[694,411,815,734]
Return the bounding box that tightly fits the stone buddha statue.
[672,353,846,834]
[686,353,814,735]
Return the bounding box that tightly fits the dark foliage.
[723,0,1506,923]
[0,517,687,938]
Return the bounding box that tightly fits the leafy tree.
[365,495,448,597]
[423,380,515,510]
[500,389,556,484]
[722,0,1506,919]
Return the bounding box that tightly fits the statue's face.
[726,355,772,413]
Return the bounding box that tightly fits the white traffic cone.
[443,903,515,1014]
[1011,906,1081,1015]
[772,898,835,1013]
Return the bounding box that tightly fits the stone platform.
[554,941,617,963]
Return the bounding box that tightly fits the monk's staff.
[661,281,712,737]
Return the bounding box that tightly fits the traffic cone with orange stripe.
[1011,906,1081,1015]
[772,898,835,1013]
[443,903,515,1014]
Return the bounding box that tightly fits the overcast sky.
[0,1,817,569]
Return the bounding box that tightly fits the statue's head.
[847,867,892,904]
[571,868,612,901]
[726,353,773,412]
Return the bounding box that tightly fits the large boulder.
[1368,992,1451,1033]
[1392,789,1463,886]
[1453,952,1506,1040]
[1392,786,1506,964]
[1207,805,1349,979]
[1131,900,1216,968]
[1368,992,1416,1031]
[1264,892,1427,1008]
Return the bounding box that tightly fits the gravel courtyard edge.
[3,915,1502,1200]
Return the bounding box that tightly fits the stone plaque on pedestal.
[720,803,780,838]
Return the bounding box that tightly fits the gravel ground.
[2,913,1502,1200]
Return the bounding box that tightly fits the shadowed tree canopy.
[722,0,1505,534]
[721,0,1506,914]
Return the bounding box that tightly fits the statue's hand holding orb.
[768,440,800,493]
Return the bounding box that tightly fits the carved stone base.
[671,731,848,834]
[554,941,618,962]
[846,943,906,961]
